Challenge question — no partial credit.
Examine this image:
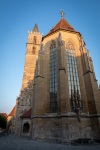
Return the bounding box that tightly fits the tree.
[0,114,7,129]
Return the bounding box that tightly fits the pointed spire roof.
[43,15,77,38]
[32,24,39,32]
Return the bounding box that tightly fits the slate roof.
[20,108,31,118]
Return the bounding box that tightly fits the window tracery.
[66,41,75,50]
[66,42,83,112]
[50,42,57,113]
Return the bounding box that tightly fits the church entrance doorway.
[23,122,30,133]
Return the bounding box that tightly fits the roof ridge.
[49,19,59,32]
[60,18,63,28]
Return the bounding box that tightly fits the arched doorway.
[23,122,30,133]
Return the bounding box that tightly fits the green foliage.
[0,115,7,129]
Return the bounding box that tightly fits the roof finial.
[60,10,65,18]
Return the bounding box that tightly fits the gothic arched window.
[50,41,57,113]
[66,41,83,112]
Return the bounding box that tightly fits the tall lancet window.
[33,36,36,44]
[50,41,57,113]
[66,41,83,112]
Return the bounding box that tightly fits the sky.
[0,0,100,115]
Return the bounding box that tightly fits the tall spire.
[60,10,65,18]
[32,24,39,32]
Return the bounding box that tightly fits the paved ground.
[0,134,100,150]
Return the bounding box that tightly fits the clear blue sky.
[0,0,100,115]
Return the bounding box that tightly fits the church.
[10,11,100,142]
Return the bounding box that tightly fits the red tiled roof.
[44,17,76,38]
[0,113,7,118]
[8,106,15,116]
[20,108,31,118]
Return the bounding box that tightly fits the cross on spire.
[60,10,65,18]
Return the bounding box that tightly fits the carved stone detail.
[66,41,75,50]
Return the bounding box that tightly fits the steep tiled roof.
[44,17,76,38]
[20,108,31,118]
[8,106,15,116]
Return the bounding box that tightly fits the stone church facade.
[14,12,100,142]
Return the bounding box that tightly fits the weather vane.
[60,10,65,18]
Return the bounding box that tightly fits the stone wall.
[32,115,100,142]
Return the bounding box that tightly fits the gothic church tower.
[15,24,42,135]
[22,24,42,89]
